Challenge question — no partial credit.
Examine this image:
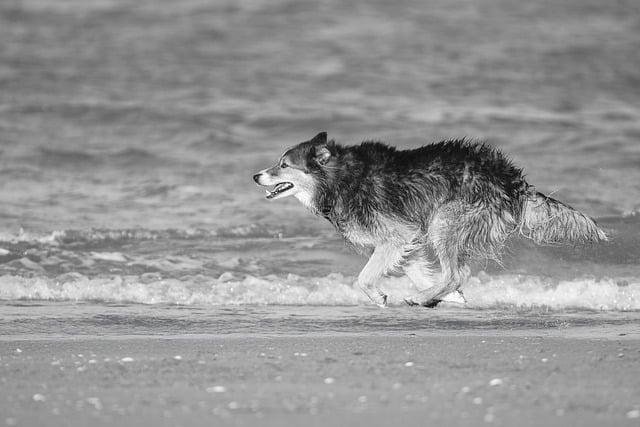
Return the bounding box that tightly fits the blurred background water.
[0,0,639,313]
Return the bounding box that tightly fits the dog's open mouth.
[265,182,294,199]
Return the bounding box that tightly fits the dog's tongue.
[265,182,293,199]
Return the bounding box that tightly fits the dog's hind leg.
[356,243,406,307]
[419,250,467,307]
[412,207,469,307]
[403,257,468,307]
[403,258,438,305]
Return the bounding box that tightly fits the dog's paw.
[404,292,430,307]
[403,298,419,307]
[405,296,441,308]
[405,290,466,308]
[420,298,442,308]
[375,294,388,308]
[421,298,442,308]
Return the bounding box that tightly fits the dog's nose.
[253,173,261,184]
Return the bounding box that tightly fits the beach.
[2,305,640,427]
[2,328,640,427]
[1,0,640,425]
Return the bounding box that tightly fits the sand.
[2,328,639,427]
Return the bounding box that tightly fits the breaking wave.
[1,272,638,311]
[0,218,638,311]
[0,224,322,245]
[0,214,636,246]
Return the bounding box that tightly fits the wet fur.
[254,132,607,307]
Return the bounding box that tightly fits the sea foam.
[0,272,638,311]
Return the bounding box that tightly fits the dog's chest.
[339,216,419,248]
[341,223,379,247]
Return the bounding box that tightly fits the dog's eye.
[280,162,288,169]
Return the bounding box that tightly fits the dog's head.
[252,132,335,207]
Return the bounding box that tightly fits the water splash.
[1,272,638,311]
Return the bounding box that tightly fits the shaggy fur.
[253,132,607,307]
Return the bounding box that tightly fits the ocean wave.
[28,146,168,169]
[0,228,208,245]
[0,272,638,311]
[0,224,322,245]
[2,214,638,246]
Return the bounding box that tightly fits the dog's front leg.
[356,244,404,307]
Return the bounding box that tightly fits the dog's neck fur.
[294,191,316,213]
[311,143,389,234]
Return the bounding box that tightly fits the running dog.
[252,132,607,307]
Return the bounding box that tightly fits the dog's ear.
[314,144,332,165]
[309,132,327,145]
[309,132,332,165]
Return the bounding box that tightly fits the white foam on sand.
[0,272,638,311]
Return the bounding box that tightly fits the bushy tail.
[519,192,607,245]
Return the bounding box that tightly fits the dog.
[253,132,607,307]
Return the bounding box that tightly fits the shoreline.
[1,321,639,342]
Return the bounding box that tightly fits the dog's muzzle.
[253,172,294,199]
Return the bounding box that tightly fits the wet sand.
[2,329,639,427]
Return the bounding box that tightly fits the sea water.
[1,0,639,335]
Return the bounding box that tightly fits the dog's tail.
[519,192,607,245]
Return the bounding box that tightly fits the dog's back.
[320,139,529,240]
